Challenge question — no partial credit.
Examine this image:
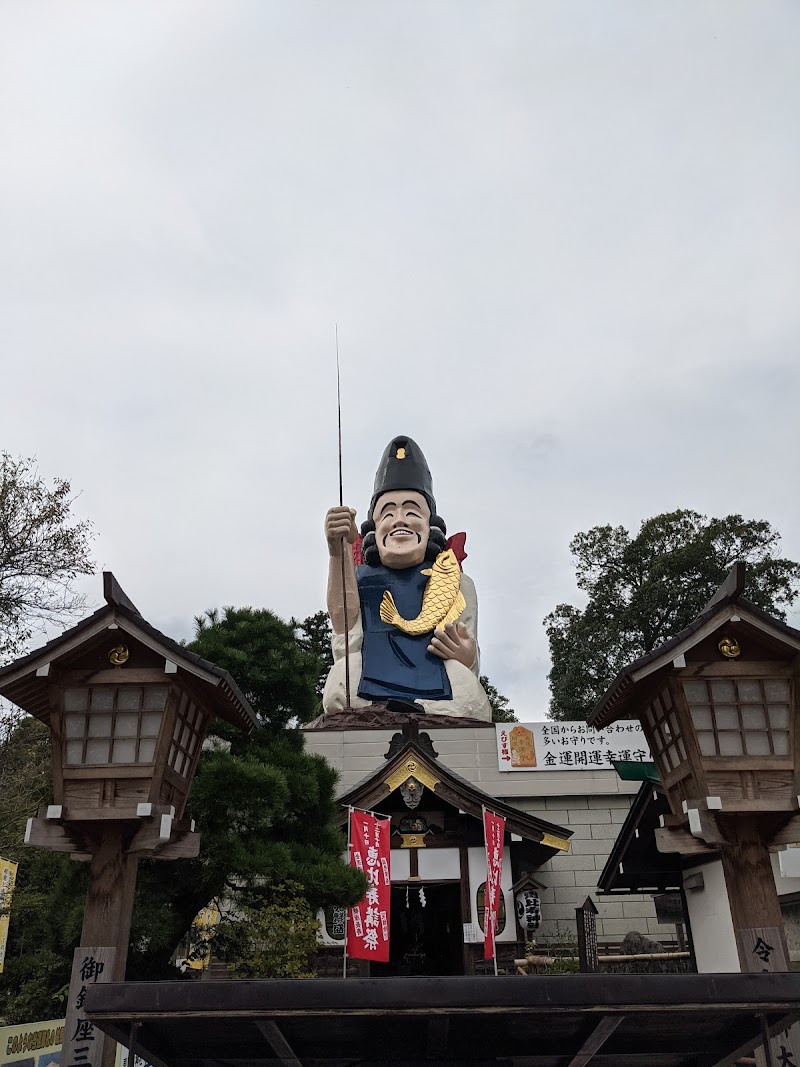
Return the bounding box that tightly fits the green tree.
[480,676,517,723]
[0,454,94,662]
[212,881,320,978]
[296,610,334,704]
[545,510,800,721]
[0,711,51,857]
[0,713,85,1024]
[126,607,365,981]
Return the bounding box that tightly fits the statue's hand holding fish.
[427,620,477,670]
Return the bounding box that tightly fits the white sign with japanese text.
[496,720,650,772]
[62,946,115,1067]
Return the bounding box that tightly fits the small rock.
[620,930,665,955]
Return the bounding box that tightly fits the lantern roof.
[588,562,800,730]
[0,572,257,733]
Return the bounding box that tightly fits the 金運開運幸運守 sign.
[496,721,650,772]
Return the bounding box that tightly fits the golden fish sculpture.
[379,549,466,636]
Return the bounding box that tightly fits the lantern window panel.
[645,693,686,776]
[91,688,114,711]
[697,731,716,756]
[114,713,139,738]
[737,679,762,703]
[741,705,766,730]
[141,711,162,736]
[710,679,736,702]
[718,732,743,757]
[64,714,85,738]
[715,706,738,731]
[772,731,790,756]
[683,680,708,704]
[139,738,157,762]
[768,705,790,730]
[682,677,793,759]
[144,686,168,710]
[112,738,137,763]
[85,738,111,764]
[62,685,166,766]
[690,706,713,731]
[65,740,84,763]
[765,679,790,702]
[117,687,143,711]
[167,698,204,780]
[87,714,112,738]
[744,731,771,756]
[64,688,88,711]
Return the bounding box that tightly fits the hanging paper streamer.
[347,810,391,962]
[483,810,505,961]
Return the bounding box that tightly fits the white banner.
[496,720,650,771]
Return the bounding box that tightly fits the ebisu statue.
[323,436,492,721]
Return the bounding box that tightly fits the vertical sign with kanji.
[0,858,18,973]
[576,897,599,973]
[347,811,391,962]
[483,810,505,962]
[62,946,115,1067]
[738,926,789,973]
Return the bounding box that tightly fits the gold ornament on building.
[108,644,130,666]
[718,636,741,659]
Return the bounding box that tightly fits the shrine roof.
[0,572,256,732]
[85,972,800,1067]
[336,730,572,853]
[596,782,697,896]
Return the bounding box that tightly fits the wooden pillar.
[71,825,140,1067]
[459,845,473,975]
[81,826,140,981]
[719,815,789,973]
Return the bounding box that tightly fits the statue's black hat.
[369,436,436,518]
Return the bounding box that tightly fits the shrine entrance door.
[372,881,463,976]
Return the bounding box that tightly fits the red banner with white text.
[483,810,505,960]
[347,811,391,962]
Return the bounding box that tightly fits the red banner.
[347,811,391,962]
[483,810,505,960]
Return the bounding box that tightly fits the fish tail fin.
[380,590,399,626]
[441,591,467,626]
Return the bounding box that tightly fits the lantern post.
[0,573,256,1067]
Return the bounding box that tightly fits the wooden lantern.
[589,563,800,972]
[0,573,255,860]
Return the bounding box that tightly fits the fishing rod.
[336,326,352,710]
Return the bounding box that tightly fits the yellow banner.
[0,858,18,975]
[177,898,221,971]
[0,1018,63,1065]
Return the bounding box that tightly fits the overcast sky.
[2,1,799,718]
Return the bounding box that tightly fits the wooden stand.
[81,827,140,980]
[719,816,790,973]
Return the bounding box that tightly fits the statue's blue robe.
[356,563,452,702]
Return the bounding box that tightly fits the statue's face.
[373,490,431,569]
